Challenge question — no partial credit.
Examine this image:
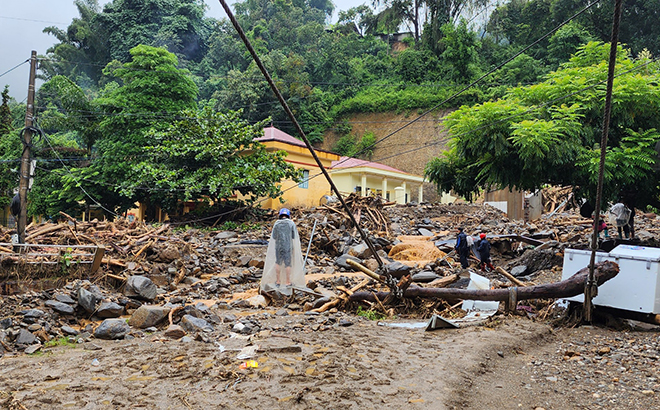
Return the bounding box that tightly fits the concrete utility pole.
[18,50,37,244]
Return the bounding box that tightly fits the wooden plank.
[90,246,105,273]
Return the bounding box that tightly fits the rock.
[412,271,440,283]
[84,343,102,351]
[636,230,654,241]
[96,302,124,318]
[128,305,171,329]
[511,265,528,277]
[55,294,76,304]
[125,276,158,301]
[181,336,194,343]
[215,231,238,240]
[384,261,411,279]
[27,324,41,332]
[94,319,131,340]
[24,344,42,354]
[338,319,353,327]
[23,309,45,319]
[15,329,36,345]
[155,247,180,263]
[248,258,265,269]
[247,295,268,308]
[237,256,252,266]
[348,242,372,259]
[45,300,75,315]
[180,315,213,333]
[418,228,434,237]
[61,325,79,336]
[221,313,237,323]
[164,325,186,339]
[335,254,362,269]
[0,318,12,329]
[77,288,98,314]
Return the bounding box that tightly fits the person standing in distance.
[260,208,306,296]
[455,227,469,269]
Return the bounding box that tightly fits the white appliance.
[562,245,660,314]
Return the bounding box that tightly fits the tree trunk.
[349,261,619,303]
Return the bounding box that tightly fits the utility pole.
[18,51,37,244]
[584,0,623,323]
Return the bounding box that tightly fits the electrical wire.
[0,60,29,79]
[34,119,120,217]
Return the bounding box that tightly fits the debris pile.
[0,199,659,356]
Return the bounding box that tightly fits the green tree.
[127,108,300,212]
[425,42,660,207]
[36,76,101,152]
[41,0,109,88]
[96,0,211,63]
[61,45,198,215]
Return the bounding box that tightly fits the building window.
[299,170,309,189]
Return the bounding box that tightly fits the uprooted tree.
[425,42,660,208]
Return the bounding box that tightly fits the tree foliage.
[425,42,660,207]
[128,108,301,212]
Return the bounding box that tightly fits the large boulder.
[125,276,158,301]
[94,319,130,340]
[384,261,411,279]
[96,302,124,318]
[45,300,75,315]
[128,305,171,329]
[180,315,213,333]
[77,288,98,314]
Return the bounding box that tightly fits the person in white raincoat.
[260,208,305,294]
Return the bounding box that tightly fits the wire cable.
[0,60,29,79]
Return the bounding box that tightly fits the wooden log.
[346,258,385,282]
[427,274,460,288]
[102,258,126,268]
[25,224,66,241]
[350,261,619,303]
[495,266,527,287]
[312,278,369,313]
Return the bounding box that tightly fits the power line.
[0,60,29,79]
[0,15,68,25]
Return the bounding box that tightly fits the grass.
[356,306,386,321]
[43,336,77,349]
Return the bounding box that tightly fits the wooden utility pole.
[18,51,37,244]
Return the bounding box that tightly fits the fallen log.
[350,261,619,303]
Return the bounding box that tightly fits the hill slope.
[321,110,453,202]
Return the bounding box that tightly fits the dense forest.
[1,0,659,219]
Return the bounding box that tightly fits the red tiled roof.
[330,156,408,174]
[256,127,307,148]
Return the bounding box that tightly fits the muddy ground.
[2,201,660,409]
[1,312,658,409]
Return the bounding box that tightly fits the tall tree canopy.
[128,108,301,212]
[425,42,660,208]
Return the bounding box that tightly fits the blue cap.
[279,208,290,217]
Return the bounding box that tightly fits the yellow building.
[256,127,340,209]
[329,156,425,204]
[258,127,425,209]
[124,126,427,218]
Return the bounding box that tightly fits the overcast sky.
[0,0,362,101]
